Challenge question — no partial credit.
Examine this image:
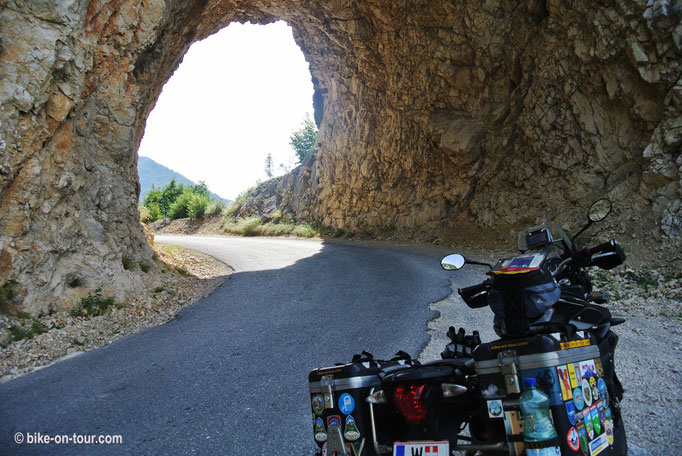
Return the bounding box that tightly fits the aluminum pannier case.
[473,333,626,456]
[308,351,415,456]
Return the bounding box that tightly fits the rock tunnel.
[1,0,680,314]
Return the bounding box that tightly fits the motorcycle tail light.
[394,384,428,424]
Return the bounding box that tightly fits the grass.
[2,315,48,348]
[70,287,116,317]
[220,216,320,238]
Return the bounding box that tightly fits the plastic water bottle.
[519,377,561,456]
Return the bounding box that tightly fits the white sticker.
[487,400,503,418]
[588,433,609,456]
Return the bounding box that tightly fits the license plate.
[393,441,449,456]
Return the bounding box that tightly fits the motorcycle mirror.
[588,198,612,223]
[441,254,466,271]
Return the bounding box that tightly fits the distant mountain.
[137,156,229,203]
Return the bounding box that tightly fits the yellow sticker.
[489,341,529,351]
[567,363,579,388]
[560,339,591,350]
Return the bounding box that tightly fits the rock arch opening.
[137,20,315,203]
[0,1,679,314]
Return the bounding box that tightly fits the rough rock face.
[1,0,681,315]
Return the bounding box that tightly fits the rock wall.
[1,0,680,315]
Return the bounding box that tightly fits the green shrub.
[168,192,191,219]
[187,194,210,219]
[207,200,226,215]
[242,218,262,236]
[71,287,116,317]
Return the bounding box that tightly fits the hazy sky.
[137,21,314,200]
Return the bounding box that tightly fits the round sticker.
[567,427,580,451]
[339,393,355,415]
[582,378,593,407]
[312,394,324,415]
[573,387,585,410]
[488,400,503,418]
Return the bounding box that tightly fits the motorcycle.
[309,199,628,456]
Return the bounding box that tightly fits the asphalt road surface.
[1,236,484,455]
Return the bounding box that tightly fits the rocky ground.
[0,241,231,383]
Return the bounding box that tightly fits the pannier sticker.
[353,440,365,456]
[567,363,579,388]
[589,377,600,402]
[588,433,609,456]
[312,395,325,415]
[488,341,529,351]
[590,404,601,435]
[567,427,580,451]
[319,368,342,375]
[314,417,328,442]
[604,419,614,445]
[581,379,593,407]
[487,400,503,419]
[573,387,585,411]
[580,360,596,381]
[594,358,605,377]
[557,365,573,401]
[577,422,588,454]
[565,400,576,425]
[597,403,606,425]
[339,393,355,415]
[597,378,609,407]
[560,339,591,350]
[573,363,582,384]
[344,415,360,441]
[327,415,341,428]
[584,411,594,440]
[322,442,353,456]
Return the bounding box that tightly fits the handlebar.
[458,280,492,309]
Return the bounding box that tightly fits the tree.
[289,115,318,163]
[158,179,184,217]
[264,153,273,178]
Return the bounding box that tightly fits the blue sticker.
[565,400,576,425]
[573,387,585,410]
[339,393,355,415]
[597,378,609,406]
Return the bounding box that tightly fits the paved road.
[0,236,483,455]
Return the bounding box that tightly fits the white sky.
[137,21,314,200]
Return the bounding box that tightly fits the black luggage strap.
[351,350,375,364]
[390,350,412,362]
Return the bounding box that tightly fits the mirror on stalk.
[588,198,612,222]
[441,254,466,271]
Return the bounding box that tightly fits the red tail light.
[394,384,428,424]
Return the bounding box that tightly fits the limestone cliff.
[1,0,680,315]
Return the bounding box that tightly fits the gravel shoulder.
[0,240,231,383]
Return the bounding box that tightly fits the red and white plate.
[393,441,449,456]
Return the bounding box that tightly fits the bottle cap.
[524,377,537,387]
